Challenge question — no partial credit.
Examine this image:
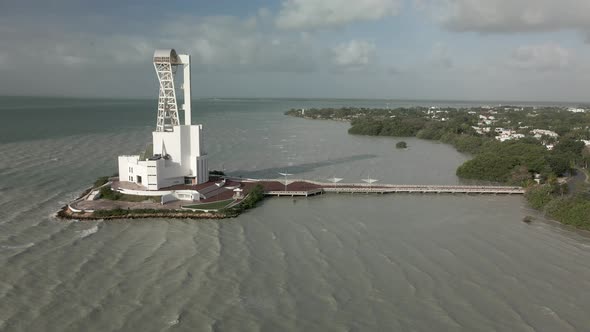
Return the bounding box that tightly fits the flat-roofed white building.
[531,129,559,139]
[118,49,208,190]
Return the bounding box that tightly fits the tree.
[524,184,554,209]
[546,153,572,176]
[582,147,590,169]
[510,165,532,186]
[554,138,585,155]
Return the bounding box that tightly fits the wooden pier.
[322,185,525,195]
[255,179,525,197]
[265,189,324,197]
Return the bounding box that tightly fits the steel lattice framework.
[154,60,180,132]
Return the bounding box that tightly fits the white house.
[569,108,586,113]
[531,129,559,139]
[118,49,209,190]
[495,129,525,142]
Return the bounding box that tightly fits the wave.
[79,225,99,238]
[1,242,35,250]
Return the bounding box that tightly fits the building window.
[129,167,133,173]
[129,176,133,182]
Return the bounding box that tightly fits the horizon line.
[1,94,589,105]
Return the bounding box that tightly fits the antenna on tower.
[153,49,191,131]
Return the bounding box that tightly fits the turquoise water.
[1,97,589,331]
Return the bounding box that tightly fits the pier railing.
[226,177,526,196]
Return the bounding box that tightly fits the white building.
[495,129,525,142]
[118,49,209,190]
[569,108,586,113]
[531,129,559,139]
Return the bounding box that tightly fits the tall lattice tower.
[153,49,192,132]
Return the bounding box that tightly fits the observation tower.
[117,49,209,190]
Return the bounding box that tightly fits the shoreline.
[286,109,590,231]
[56,204,230,221]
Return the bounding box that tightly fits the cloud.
[332,40,377,70]
[430,0,590,34]
[0,15,154,69]
[276,0,402,29]
[0,14,320,74]
[160,16,319,73]
[507,43,572,71]
[430,42,453,68]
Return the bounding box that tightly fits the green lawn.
[183,199,234,210]
[99,187,161,202]
[118,194,161,202]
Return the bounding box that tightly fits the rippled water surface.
[1,97,590,331]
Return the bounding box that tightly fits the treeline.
[500,108,590,137]
[285,107,431,120]
[287,106,590,229]
[526,180,590,230]
[348,117,429,136]
[348,114,589,184]
[457,138,587,183]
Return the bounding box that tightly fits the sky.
[2,0,590,101]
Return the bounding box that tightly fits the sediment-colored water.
[1,97,589,331]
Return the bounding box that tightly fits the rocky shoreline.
[56,181,266,221]
[56,205,230,221]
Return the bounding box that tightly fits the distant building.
[495,129,524,142]
[569,108,586,113]
[531,129,559,139]
[118,49,209,190]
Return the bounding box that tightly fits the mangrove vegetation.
[286,106,590,229]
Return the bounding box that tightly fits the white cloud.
[332,40,377,69]
[508,43,572,71]
[429,0,590,34]
[161,16,318,73]
[0,15,321,74]
[276,0,402,29]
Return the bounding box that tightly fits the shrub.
[93,176,109,188]
[99,186,122,200]
[524,185,554,210]
[223,184,265,215]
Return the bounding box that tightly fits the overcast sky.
[2,0,590,101]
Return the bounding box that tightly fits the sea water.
[1,97,589,331]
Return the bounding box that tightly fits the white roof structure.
[153,49,180,64]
